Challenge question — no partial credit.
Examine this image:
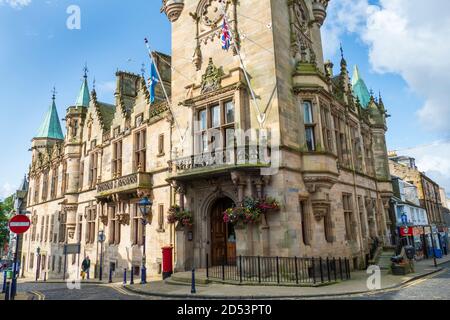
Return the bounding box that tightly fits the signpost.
[7,214,31,300]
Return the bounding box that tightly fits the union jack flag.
[221,18,231,51]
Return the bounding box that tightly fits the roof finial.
[340,43,344,60]
[52,86,57,101]
[339,43,347,68]
[83,62,89,80]
[93,77,96,90]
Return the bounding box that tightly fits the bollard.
[108,269,113,283]
[123,269,127,285]
[130,269,134,285]
[4,281,10,301]
[44,272,47,282]
[2,271,6,294]
[191,269,196,294]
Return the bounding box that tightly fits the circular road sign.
[8,215,31,234]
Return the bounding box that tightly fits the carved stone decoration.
[192,44,202,71]
[312,0,330,26]
[289,0,316,65]
[118,213,130,225]
[161,0,185,23]
[200,58,224,94]
[68,228,75,240]
[303,175,338,220]
[100,215,108,226]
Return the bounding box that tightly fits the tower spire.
[75,63,90,107]
[35,89,64,140]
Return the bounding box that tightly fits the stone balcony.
[168,145,272,181]
[96,172,152,201]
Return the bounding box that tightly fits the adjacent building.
[21,0,395,281]
[389,154,448,256]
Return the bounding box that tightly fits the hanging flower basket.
[167,205,193,228]
[223,197,281,225]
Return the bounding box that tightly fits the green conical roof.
[352,65,371,108]
[36,98,64,140]
[75,76,90,107]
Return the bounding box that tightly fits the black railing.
[206,255,351,285]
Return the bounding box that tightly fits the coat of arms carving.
[200,58,224,94]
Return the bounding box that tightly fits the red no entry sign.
[8,215,31,234]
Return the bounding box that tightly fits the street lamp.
[138,196,153,284]
[35,247,41,282]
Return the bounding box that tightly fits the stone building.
[21,0,394,280]
[389,154,445,228]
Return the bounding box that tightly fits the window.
[52,256,56,272]
[50,215,54,243]
[61,161,68,195]
[198,109,207,131]
[44,215,49,242]
[131,204,143,245]
[134,130,146,172]
[40,216,45,242]
[158,204,164,231]
[211,105,220,128]
[300,201,311,246]
[79,161,84,191]
[225,101,235,124]
[41,171,49,202]
[343,194,356,241]
[321,107,333,152]
[50,168,58,199]
[77,215,83,243]
[108,205,121,245]
[303,101,315,151]
[158,134,165,156]
[357,196,367,238]
[86,208,96,244]
[31,214,37,242]
[34,175,40,204]
[89,152,98,187]
[112,140,122,178]
[59,212,67,243]
[195,100,236,155]
[350,125,363,172]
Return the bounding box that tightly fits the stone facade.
[389,155,445,228]
[21,0,394,280]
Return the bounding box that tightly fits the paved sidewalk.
[123,256,450,299]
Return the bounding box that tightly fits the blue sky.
[0,0,449,199]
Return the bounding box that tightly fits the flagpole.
[220,5,265,126]
[144,38,185,143]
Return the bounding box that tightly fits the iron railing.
[206,255,351,285]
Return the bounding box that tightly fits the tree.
[0,195,14,250]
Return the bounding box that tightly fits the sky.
[0,0,449,200]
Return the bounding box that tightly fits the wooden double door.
[211,198,236,266]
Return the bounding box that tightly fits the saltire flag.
[148,61,159,104]
[221,18,231,51]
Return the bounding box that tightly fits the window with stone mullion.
[112,141,122,177]
[134,130,146,172]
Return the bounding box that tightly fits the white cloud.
[0,183,15,201]
[0,0,32,9]
[323,0,450,193]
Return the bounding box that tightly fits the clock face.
[201,0,224,27]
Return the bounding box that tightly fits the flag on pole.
[221,18,231,51]
[148,61,159,104]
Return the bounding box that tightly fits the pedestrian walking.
[81,256,91,280]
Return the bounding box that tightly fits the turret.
[161,0,184,22]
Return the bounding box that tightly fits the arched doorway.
[210,197,236,266]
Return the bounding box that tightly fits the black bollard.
[123,269,127,285]
[4,281,10,301]
[108,269,113,283]
[191,269,196,294]
[1,271,6,294]
[130,269,134,285]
